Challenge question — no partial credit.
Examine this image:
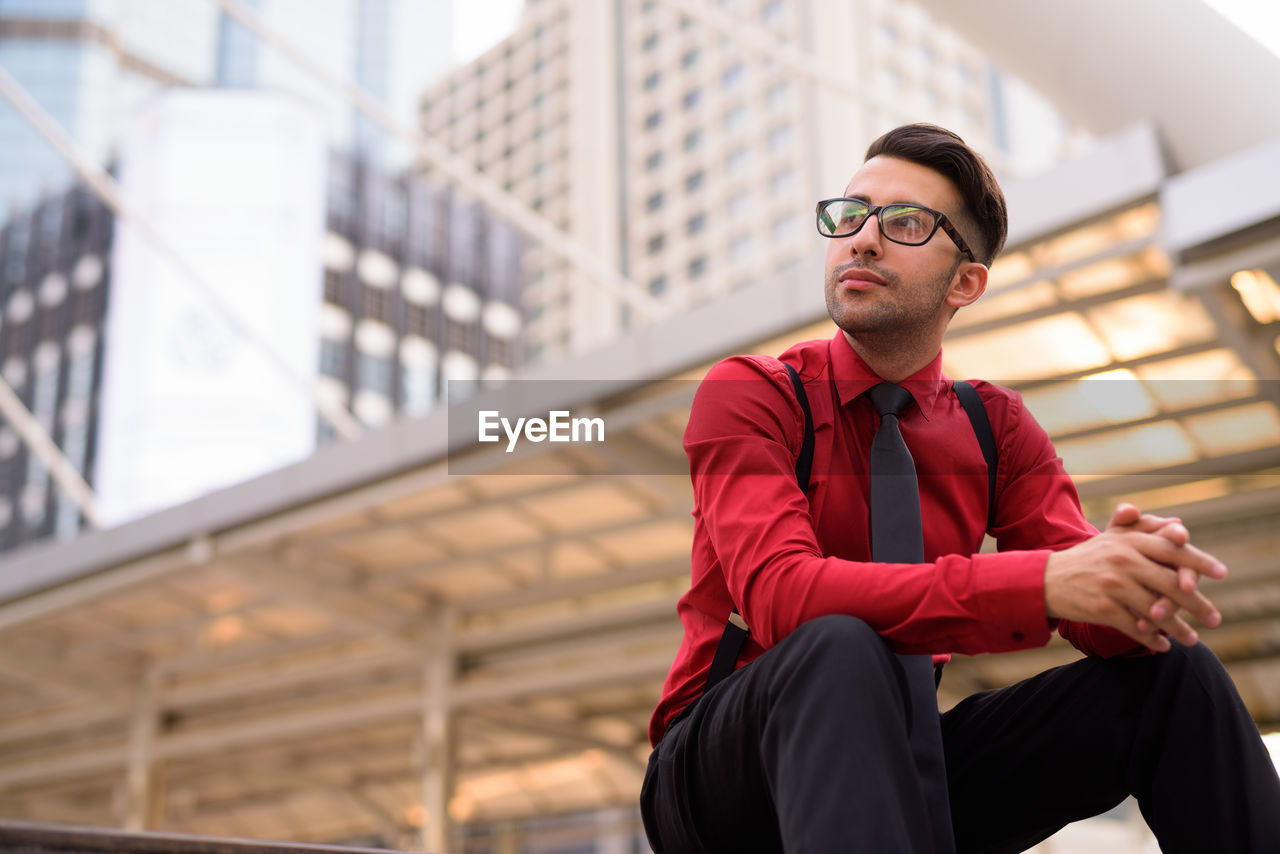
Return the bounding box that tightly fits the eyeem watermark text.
[478,410,605,453]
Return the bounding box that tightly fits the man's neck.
[841,329,942,383]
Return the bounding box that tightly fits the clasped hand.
[1044,503,1227,652]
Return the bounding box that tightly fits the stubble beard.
[825,255,961,347]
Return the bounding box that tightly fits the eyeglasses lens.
[818,200,938,246]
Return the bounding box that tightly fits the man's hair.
[864,123,1007,266]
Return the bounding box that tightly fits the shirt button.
[1012,631,1025,642]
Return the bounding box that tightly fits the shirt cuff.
[971,550,1052,652]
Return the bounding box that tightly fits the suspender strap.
[786,363,814,494]
[952,381,998,531]
[704,363,813,695]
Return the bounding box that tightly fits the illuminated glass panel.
[951,280,1059,329]
[1032,203,1160,269]
[1056,251,1165,298]
[943,313,1112,381]
[1086,292,1216,362]
[1182,402,1280,457]
[1022,370,1159,437]
[1231,269,1280,324]
[1135,349,1256,410]
[1056,421,1199,477]
[985,251,1034,292]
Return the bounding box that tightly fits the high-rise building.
[0,89,523,550]
[418,0,1011,362]
[0,0,453,212]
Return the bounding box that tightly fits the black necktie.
[868,383,924,564]
[867,382,955,853]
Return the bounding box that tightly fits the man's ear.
[946,261,987,310]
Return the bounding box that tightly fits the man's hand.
[1045,503,1227,652]
[1105,503,1205,637]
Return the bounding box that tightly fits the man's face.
[823,155,971,339]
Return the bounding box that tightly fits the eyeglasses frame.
[814,197,977,263]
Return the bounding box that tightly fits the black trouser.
[640,614,1280,854]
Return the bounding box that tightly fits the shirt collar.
[828,331,948,421]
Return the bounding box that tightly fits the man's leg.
[942,641,1280,854]
[641,615,940,854]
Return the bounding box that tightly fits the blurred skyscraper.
[418,0,1021,363]
[0,1,531,547]
[0,0,454,213]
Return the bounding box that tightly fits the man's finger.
[1130,532,1227,580]
[1116,583,1199,647]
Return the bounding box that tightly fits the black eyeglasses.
[815,198,976,262]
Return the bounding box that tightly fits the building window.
[682,88,701,110]
[643,71,661,90]
[724,105,746,133]
[772,212,800,240]
[324,269,342,303]
[768,124,794,152]
[357,351,393,398]
[362,285,386,320]
[726,146,749,174]
[645,150,664,171]
[770,167,797,196]
[765,79,790,109]
[688,255,707,278]
[649,275,667,296]
[722,63,744,89]
[683,129,703,151]
[685,170,705,193]
[644,110,662,131]
[320,338,346,378]
[646,192,665,212]
[642,32,659,51]
[681,48,699,68]
[400,357,437,416]
[687,212,707,235]
[647,233,666,255]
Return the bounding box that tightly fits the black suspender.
[702,372,999,695]
[953,380,998,531]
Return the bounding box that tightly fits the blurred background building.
[418,0,1041,361]
[0,0,452,210]
[1,1,1279,853]
[0,0,523,543]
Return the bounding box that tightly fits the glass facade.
[0,39,84,207]
[215,0,261,88]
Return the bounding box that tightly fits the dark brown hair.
[864,123,1007,265]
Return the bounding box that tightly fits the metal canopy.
[2,131,1280,849]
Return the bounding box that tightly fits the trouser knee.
[776,615,894,681]
[1152,640,1234,695]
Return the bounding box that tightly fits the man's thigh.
[940,654,1150,854]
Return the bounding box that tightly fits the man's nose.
[846,215,883,257]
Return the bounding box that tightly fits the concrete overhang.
[915,0,1280,172]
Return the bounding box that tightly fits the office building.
[0,0,452,212]
[0,89,523,549]
[418,0,1012,361]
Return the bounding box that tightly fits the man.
[640,124,1280,853]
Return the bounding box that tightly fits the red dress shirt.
[650,332,1140,746]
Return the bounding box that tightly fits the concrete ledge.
[0,820,427,854]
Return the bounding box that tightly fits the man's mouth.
[839,268,887,289]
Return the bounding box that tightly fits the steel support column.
[123,667,162,830]
[418,602,457,852]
